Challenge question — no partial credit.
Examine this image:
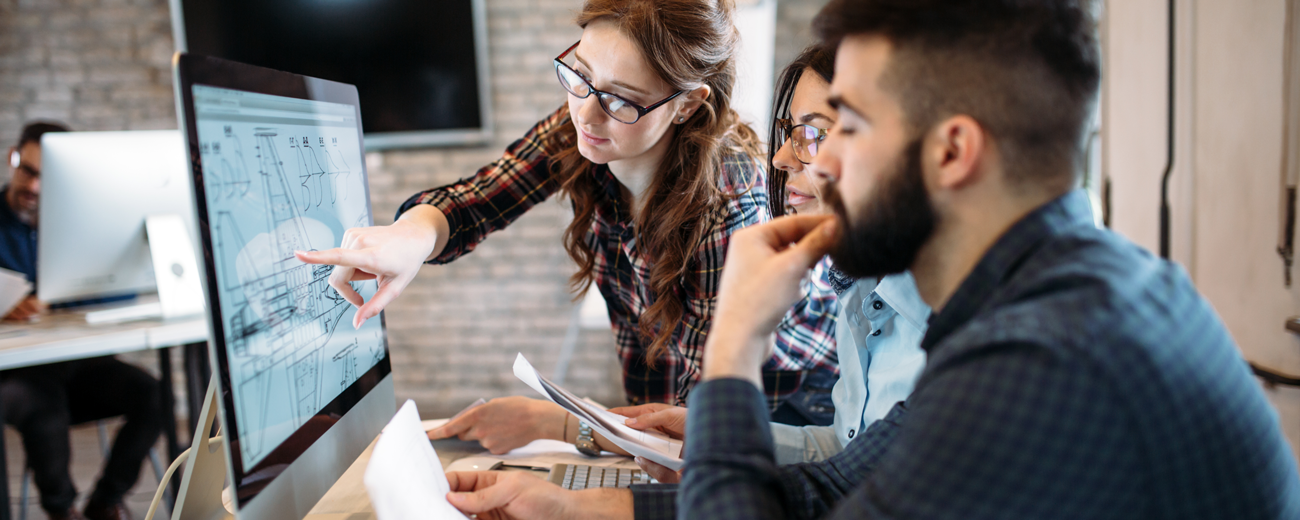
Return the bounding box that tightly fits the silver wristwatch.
[575,420,600,456]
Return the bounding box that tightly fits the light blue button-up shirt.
[771,271,930,464]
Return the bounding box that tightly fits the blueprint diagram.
[194,89,386,471]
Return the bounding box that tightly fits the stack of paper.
[513,354,684,471]
[0,268,32,318]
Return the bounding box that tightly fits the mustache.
[822,180,846,222]
[822,138,936,280]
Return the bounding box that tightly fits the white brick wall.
[0,0,829,418]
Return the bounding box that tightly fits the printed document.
[513,353,684,471]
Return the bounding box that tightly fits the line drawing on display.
[201,123,378,466]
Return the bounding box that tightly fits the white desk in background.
[0,310,207,370]
[0,305,210,520]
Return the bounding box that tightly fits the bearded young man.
[440,0,1300,518]
[674,0,1300,518]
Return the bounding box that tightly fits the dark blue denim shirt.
[0,186,38,289]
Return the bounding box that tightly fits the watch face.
[576,439,601,457]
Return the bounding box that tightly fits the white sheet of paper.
[0,267,32,318]
[512,353,684,471]
[364,400,469,520]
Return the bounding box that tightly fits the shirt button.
[872,329,882,336]
[872,300,884,310]
[848,429,856,439]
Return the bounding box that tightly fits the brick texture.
[0,0,829,420]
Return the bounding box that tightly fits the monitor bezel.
[173,52,394,507]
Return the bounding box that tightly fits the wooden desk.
[304,438,487,520]
[0,307,210,520]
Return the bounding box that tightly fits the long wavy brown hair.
[549,0,762,366]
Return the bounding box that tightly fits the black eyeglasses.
[776,118,830,164]
[554,41,684,124]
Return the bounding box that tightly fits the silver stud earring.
[678,117,686,123]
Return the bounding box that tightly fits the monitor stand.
[171,372,397,520]
[172,376,234,520]
[85,214,205,324]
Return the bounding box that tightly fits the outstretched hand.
[294,206,445,329]
[704,215,838,385]
[427,397,566,454]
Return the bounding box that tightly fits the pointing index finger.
[295,248,374,271]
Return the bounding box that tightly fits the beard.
[6,186,37,226]
[823,138,937,279]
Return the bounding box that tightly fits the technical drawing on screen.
[192,84,385,471]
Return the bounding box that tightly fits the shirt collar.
[825,263,857,295]
[920,189,1095,352]
[875,271,931,331]
[592,165,632,227]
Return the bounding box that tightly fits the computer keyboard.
[547,463,653,490]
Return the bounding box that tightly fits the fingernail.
[625,418,638,426]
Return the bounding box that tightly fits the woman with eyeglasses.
[298,0,837,455]
[608,45,931,486]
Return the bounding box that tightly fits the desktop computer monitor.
[37,130,196,304]
[174,53,394,519]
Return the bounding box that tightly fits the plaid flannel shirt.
[397,106,838,406]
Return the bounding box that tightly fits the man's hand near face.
[445,471,633,520]
[4,295,45,321]
[703,215,838,386]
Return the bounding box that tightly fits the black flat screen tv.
[170,0,492,149]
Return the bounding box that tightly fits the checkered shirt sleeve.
[397,107,568,264]
[676,348,1146,520]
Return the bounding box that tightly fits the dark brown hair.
[814,0,1101,186]
[767,44,836,217]
[551,0,762,365]
[16,121,70,149]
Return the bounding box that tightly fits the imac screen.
[191,84,387,472]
